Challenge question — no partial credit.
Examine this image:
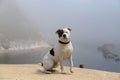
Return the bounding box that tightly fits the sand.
[0,64,120,80]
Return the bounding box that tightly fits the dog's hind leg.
[43,59,54,73]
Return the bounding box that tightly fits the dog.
[42,28,73,73]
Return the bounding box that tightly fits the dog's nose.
[63,34,66,38]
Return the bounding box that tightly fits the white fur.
[42,28,73,73]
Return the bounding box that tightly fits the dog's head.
[56,28,71,42]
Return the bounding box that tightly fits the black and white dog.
[42,28,73,73]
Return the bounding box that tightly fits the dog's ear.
[67,28,72,31]
[56,29,61,34]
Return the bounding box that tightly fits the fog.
[0,0,120,43]
[0,0,120,72]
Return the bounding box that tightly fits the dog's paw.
[44,71,52,74]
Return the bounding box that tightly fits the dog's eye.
[65,32,68,33]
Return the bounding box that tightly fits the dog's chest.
[55,44,73,60]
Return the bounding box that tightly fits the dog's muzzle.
[63,34,66,38]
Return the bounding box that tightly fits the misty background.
[0,0,120,72]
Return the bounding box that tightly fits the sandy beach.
[0,64,120,80]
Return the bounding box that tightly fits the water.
[0,0,120,73]
[73,43,120,73]
[0,39,120,73]
[0,40,51,64]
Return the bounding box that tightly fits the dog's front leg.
[60,58,64,73]
[69,56,74,73]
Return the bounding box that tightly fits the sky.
[0,0,120,45]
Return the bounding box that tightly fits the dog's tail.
[38,63,43,66]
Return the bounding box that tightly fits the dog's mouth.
[63,36,67,39]
[60,37,70,42]
[62,36,69,40]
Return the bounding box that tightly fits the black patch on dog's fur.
[50,48,54,56]
[56,29,64,38]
